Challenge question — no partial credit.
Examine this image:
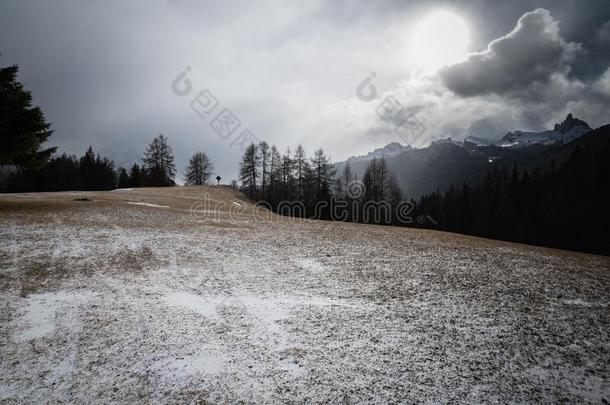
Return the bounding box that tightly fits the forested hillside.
[416,125,610,255]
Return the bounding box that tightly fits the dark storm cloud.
[439,9,579,97]
[430,4,610,137]
[442,0,610,80]
[598,21,610,43]
[1,0,609,177]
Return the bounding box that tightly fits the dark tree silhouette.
[415,133,610,256]
[184,151,214,185]
[258,141,270,196]
[293,144,309,202]
[0,63,55,169]
[6,146,116,192]
[142,134,176,186]
[129,163,143,187]
[117,167,130,188]
[239,143,258,199]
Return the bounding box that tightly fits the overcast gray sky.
[1,0,609,182]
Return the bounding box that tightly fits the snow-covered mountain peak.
[432,137,462,146]
[463,136,491,147]
[493,114,591,149]
[347,142,412,163]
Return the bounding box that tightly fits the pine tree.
[6,143,119,192]
[118,167,130,188]
[281,148,294,200]
[97,156,117,190]
[310,148,335,218]
[129,163,143,187]
[258,142,270,197]
[184,151,214,185]
[47,154,79,192]
[293,145,309,202]
[0,63,56,169]
[362,157,377,202]
[340,162,353,197]
[239,143,259,199]
[310,148,334,197]
[142,134,176,186]
[388,174,403,224]
[268,145,282,205]
[362,157,392,202]
[79,146,97,190]
[377,157,390,201]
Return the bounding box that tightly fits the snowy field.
[0,186,608,403]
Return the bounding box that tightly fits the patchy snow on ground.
[11,291,92,342]
[126,201,170,208]
[150,353,226,380]
[294,257,326,273]
[0,186,609,403]
[162,291,217,317]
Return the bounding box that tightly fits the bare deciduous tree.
[185,151,214,185]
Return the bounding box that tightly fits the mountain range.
[493,114,591,149]
[335,114,603,199]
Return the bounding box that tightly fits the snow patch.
[232,295,290,339]
[163,291,217,316]
[0,385,19,401]
[12,291,92,342]
[0,193,33,198]
[294,258,325,272]
[562,299,608,307]
[151,354,225,381]
[126,202,170,208]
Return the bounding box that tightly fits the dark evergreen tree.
[281,148,294,201]
[258,142,270,197]
[310,148,334,196]
[293,145,309,203]
[310,148,335,219]
[79,146,98,190]
[142,134,176,186]
[0,63,55,169]
[239,143,259,199]
[362,157,392,203]
[339,161,353,198]
[6,147,117,192]
[415,135,610,256]
[388,174,403,224]
[129,163,143,187]
[118,167,130,189]
[268,145,282,205]
[45,154,80,192]
[96,156,117,190]
[361,157,397,224]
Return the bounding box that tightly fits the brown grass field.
[0,186,608,403]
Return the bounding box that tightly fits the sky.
[1,0,609,183]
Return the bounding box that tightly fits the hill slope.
[0,187,608,403]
